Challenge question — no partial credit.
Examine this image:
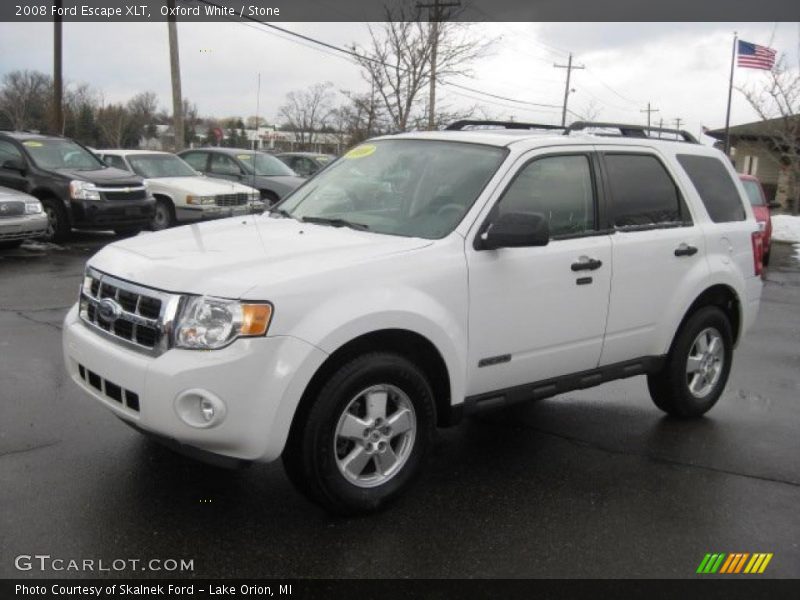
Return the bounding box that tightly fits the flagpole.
[723,32,738,158]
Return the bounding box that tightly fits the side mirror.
[767,201,782,210]
[479,212,550,250]
[2,158,26,173]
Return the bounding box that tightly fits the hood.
[145,176,256,196]
[0,186,34,201]
[55,166,143,186]
[88,216,433,298]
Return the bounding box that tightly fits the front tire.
[151,198,175,231]
[40,198,70,242]
[647,306,733,418]
[283,352,435,515]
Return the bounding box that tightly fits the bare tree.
[349,0,490,132]
[279,82,335,148]
[96,102,132,148]
[0,70,52,131]
[738,56,800,214]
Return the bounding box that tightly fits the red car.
[739,174,774,266]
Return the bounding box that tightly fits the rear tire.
[40,198,70,243]
[282,352,435,515]
[647,306,733,418]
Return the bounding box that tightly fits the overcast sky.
[1,21,798,143]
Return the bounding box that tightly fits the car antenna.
[252,72,260,194]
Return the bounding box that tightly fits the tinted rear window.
[741,179,766,207]
[604,154,683,227]
[676,154,745,222]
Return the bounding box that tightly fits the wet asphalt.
[0,233,798,579]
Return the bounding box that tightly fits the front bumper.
[0,213,48,241]
[62,305,328,462]
[71,197,156,229]
[175,204,251,223]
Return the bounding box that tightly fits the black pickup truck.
[0,131,155,242]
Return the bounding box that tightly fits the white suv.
[63,121,763,514]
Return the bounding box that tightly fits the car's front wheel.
[647,306,733,418]
[40,197,70,242]
[283,352,435,515]
[151,198,175,231]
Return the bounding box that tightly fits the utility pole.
[554,53,584,127]
[52,0,63,135]
[673,117,683,131]
[640,102,659,128]
[167,0,184,151]
[417,0,461,131]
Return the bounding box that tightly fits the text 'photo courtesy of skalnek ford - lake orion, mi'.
[1,0,800,596]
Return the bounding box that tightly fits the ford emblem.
[97,298,122,323]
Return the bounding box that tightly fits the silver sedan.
[0,186,48,249]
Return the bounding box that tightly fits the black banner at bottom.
[3,579,800,600]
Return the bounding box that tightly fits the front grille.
[214,193,249,207]
[0,201,25,217]
[101,187,148,202]
[79,268,180,356]
[77,363,140,412]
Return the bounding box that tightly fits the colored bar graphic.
[699,552,772,574]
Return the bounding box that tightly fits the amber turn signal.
[240,304,273,336]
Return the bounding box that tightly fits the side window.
[0,140,24,167]
[103,155,128,171]
[676,154,746,223]
[182,152,208,172]
[209,154,241,176]
[604,153,684,227]
[497,154,595,237]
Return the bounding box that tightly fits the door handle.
[571,257,603,271]
[674,243,698,257]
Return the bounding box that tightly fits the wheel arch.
[671,284,742,352]
[288,328,456,447]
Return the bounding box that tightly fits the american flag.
[737,40,777,70]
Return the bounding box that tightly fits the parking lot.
[1,233,799,579]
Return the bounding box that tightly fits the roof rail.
[445,120,564,132]
[565,121,699,144]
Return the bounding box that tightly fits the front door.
[467,150,612,396]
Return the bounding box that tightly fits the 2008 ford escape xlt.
[63,121,763,514]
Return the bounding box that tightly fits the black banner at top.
[2,0,799,22]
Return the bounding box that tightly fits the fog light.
[175,389,227,429]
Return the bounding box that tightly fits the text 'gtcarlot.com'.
[14,554,194,572]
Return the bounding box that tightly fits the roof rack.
[445,120,564,132]
[565,121,699,144]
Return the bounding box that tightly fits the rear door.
[0,140,31,193]
[598,148,707,365]
[467,149,613,396]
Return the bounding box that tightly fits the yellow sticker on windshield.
[237,154,252,160]
[23,141,43,147]
[344,145,376,159]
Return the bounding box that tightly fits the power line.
[640,102,659,128]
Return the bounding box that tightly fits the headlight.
[24,201,43,214]
[174,296,273,350]
[249,192,260,202]
[186,195,216,205]
[69,180,101,200]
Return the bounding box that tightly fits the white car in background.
[97,150,264,231]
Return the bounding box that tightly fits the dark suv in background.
[0,131,154,242]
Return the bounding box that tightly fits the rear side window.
[676,154,746,222]
[604,153,683,227]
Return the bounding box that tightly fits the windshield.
[22,139,104,170]
[277,139,507,239]
[128,154,197,178]
[741,179,766,206]
[238,152,296,177]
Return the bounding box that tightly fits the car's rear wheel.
[151,198,175,231]
[282,352,435,515]
[647,306,733,418]
[40,198,70,242]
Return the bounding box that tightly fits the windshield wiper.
[269,207,296,219]
[300,216,370,231]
